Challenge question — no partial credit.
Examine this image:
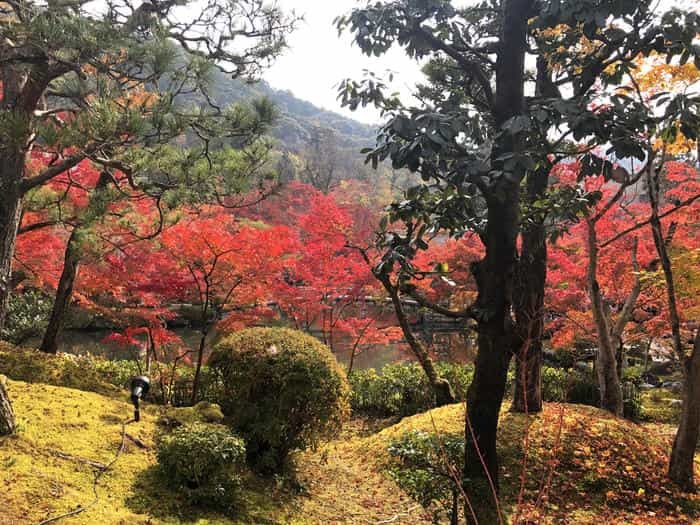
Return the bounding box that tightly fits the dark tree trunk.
[0,159,25,334]
[512,165,548,413]
[669,330,700,491]
[40,228,81,354]
[0,377,15,436]
[191,330,207,405]
[463,0,532,515]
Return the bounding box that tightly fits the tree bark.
[385,280,455,406]
[669,330,700,491]
[0,160,25,334]
[512,165,548,413]
[40,228,81,354]
[191,330,207,405]
[463,0,532,514]
[0,376,15,436]
[586,220,624,415]
[645,160,700,490]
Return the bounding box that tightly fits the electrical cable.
[37,418,135,525]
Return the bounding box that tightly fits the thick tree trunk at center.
[586,220,623,416]
[463,2,532,519]
[40,228,81,354]
[0,377,15,436]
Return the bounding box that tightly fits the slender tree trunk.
[669,330,700,491]
[645,161,699,490]
[40,228,81,354]
[385,281,455,406]
[463,2,532,516]
[191,330,207,405]
[586,220,623,416]
[512,165,548,413]
[0,376,15,436]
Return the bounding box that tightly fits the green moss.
[160,401,225,427]
[641,387,683,424]
[0,343,121,397]
[0,378,430,524]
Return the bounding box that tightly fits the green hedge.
[350,362,603,418]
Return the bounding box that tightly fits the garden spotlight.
[130,375,150,422]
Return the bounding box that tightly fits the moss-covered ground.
[0,379,429,524]
[2,349,699,524]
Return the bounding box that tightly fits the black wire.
[37,418,135,525]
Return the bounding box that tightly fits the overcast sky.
[263,0,700,125]
[263,0,422,124]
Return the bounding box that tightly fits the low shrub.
[349,363,475,418]
[209,327,350,473]
[1,289,53,345]
[156,422,246,511]
[0,345,222,407]
[387,430,464,524]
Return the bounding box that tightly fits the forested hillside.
[209,73,378,152]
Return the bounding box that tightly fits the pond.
[27,328,421,371]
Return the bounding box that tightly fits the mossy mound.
[357,403,700,524]
[0,343,121,397]
[159,401,225,428]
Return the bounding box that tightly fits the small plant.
[387,430,464,525]
[1,289,52,345]
[209,327,350,473]
[156,423,246,511]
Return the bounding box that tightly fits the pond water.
[27,328,418,371]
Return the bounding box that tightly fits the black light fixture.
[130,375,150,422]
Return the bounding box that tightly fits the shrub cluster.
[351,362,613,419]
[349,362,476,417]
[209,327,350,473]
[156,422,246,511]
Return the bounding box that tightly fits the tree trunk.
[512,165,548,413]
[191,331,207,405]
[385,281,455,406]
[586,220,623,416]
[40,228,81,354]
[669,330,700,491]
[645,160,698,490]
[0,377,15,436]
[0,160,25,334]
[463,1,532,516]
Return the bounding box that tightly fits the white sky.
[264,0,422,124]
[264,0,700,125]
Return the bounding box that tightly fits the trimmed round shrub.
[156,422,246,511]
[209,328,350,473]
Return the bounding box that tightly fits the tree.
[143,211,293,403]
[269,183,403,369]
[338,1,700,513]
[0,0,297,332]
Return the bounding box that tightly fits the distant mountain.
[208,71,378,153]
